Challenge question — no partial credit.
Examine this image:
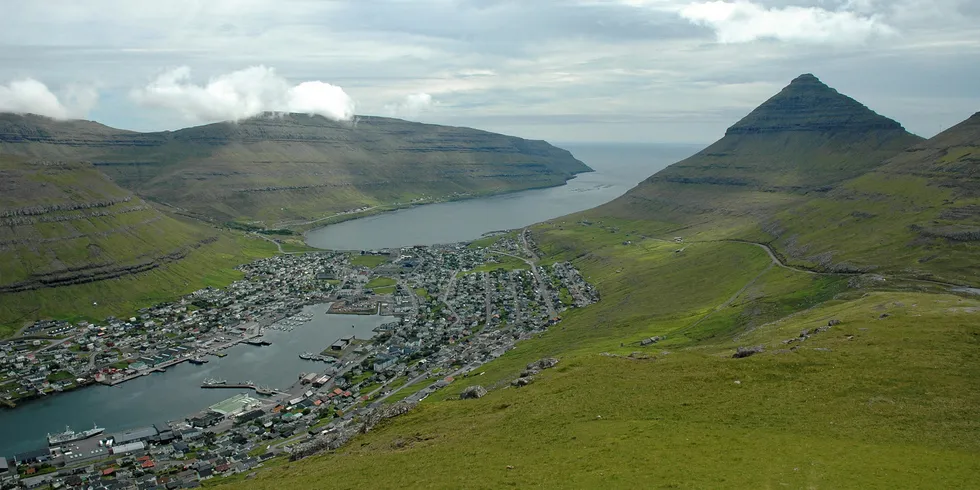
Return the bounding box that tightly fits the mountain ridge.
[0,112,591,225]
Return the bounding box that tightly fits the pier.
[200,379,284,396]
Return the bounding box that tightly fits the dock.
[200,379,284,396]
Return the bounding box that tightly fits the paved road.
[492,249,557,319]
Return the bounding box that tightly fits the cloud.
[385,93,434,119]
[677,1,894,44]
[0,78,97,119]
[131,65,355,122]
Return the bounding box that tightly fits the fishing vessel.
[48,423,105,446]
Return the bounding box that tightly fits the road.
[438,269,463,325]
[492,249,557,319]
[273,206,379,229]
[482,272,494,327]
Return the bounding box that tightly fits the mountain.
[0,113,591,225]
[762,111,980,282]
[602,74,923,233]
[0,154,274,336]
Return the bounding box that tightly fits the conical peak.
[726,74,905,136]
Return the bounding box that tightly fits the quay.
[96,331,268,387]
[200,379,284,396]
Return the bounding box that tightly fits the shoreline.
[298,171,593,242]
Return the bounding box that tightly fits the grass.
[350,254,389,268]
[414,288,431,301]
[459,254,528,276]
[365,277,397,290]
[227,217,980,489]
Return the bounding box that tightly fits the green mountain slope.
[600,74,922,234]
[0,113,591,225]
[763,112,980,282]
[222,77,980,489]
[0,155,275,336]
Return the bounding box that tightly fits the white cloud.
[385,93,434,119]
[0,78,97,119]
[131,65,355,122]
[678,1,894,44]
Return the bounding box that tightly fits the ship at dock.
[48,424,105,446]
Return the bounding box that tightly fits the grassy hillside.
[761,112,980,283]
[0,155,276,337]
[0,112,591,226]
[226,222,980,489]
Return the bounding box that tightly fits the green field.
[459,253,528,276]
[365,277,397,290]
[351,255,389,268]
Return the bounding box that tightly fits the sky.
[0,0,978,144]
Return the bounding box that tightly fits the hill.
[0,113,591,226]
[0,155,275,337]
[218,77,980,488]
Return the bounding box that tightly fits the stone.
[527,357,560,371]
[512,377,533,387]
[732,345,764,359]
[828,319,842,326]
[520,367,541,378]
[460,385,488,400]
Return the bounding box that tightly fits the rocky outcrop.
[732,345,764,359]
[513,358,559,387]
[460,385,488,400]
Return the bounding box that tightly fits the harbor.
[0,306,394,458]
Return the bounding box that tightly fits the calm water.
[0,306,394,458]
[305,143,702,250]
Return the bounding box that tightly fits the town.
[0,231,598,488]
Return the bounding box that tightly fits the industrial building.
[208,393,261,417]
[106,426,158,446]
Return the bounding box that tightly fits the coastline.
[299,171,594,247]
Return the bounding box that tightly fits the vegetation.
[365,277,397,290]
[350,254,389,268]
[459,254,528,276]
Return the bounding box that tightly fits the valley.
[2,74,979,489]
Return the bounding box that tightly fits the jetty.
[200,378,283,396]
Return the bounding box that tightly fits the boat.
[48,423,105,446]
[189,357,209,365]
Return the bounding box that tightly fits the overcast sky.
[1,0,977,143]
